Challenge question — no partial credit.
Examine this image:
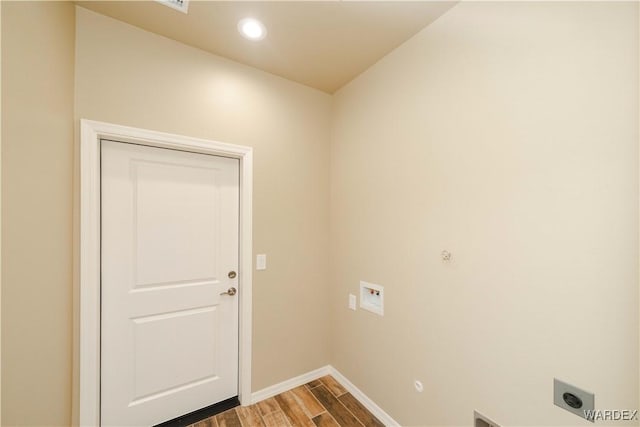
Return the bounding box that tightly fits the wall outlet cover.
[348,294,356,310]
[553,378,594,422]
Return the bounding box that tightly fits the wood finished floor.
[189,376,384,427]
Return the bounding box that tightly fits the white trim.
[250,366,330,404]
[250,365,400,427]
[78,119,253,426]
[328,366,400,427]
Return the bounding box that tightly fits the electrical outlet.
[553,379,594,422]
[348,294,356,310]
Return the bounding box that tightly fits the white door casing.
[101,141,239,426]
[78,120,253,427]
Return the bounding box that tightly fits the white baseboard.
[250,365,400,427]
[250,365,330,404]
[328,366,400,427]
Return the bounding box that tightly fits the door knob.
[228,271,237,279]
[220,287,237,296]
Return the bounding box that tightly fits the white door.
[100,140,239,426]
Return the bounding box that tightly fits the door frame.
[78,119,253,426]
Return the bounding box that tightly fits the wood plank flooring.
[189,376,384,427]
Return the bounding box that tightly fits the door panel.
[101,140,239,426]
[131,307,219,401]
[133,159,220,286]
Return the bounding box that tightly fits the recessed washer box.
[360,281,383,316]
[474,411,501,427]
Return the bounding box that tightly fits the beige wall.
[1,2,76,426]
[330,2,639,426]
[74,4,331,396]
[2,3,332,425]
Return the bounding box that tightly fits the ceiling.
[75,1,456,93]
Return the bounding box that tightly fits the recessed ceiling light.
[238,18,267,41]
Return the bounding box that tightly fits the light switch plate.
[256,254,267,270]
[553,378,595,422]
